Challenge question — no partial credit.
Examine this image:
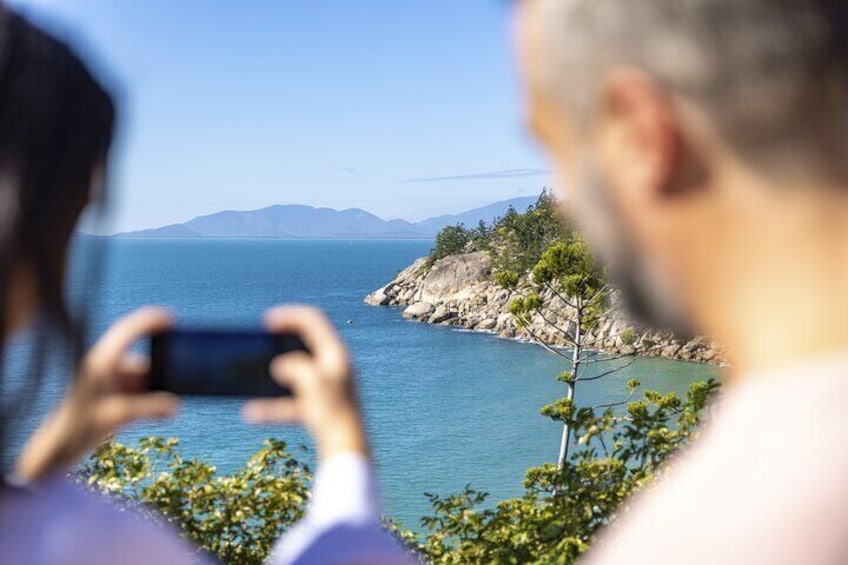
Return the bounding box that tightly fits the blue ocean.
[11,239,716,529]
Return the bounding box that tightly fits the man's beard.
[575,159,697,340]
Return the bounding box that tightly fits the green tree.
[469,219,491,253]
[489,189,572,276]
[428,224,473,266]
[500,237,642,467]
[428,189,571,276]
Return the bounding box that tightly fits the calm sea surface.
[10,239,716,528]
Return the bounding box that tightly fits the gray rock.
[364,287,390,306]
[397,257,428,280]
[661,345,681,358]
[419,252,492,305]
[403,302,435,319]
[430,306,456,324]
[365,253,723,365]
[496,313,512,330]
[476,318,497,331]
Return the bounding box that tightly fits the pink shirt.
[586,354,848,564]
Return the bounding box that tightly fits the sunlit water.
[5,239,716,529]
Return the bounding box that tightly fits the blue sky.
[10,0,552,232]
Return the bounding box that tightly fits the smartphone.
[147,329,308,397]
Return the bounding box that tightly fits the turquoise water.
[11,239,717,528]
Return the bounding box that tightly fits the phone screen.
[148,329,307,397]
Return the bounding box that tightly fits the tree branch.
[517,323,574,364]
[591,388,637,411]
[581,354,637,365]
[586,283,611,307]
[532,307,578,346]
[544,282,577,310]
[577,357,639,382]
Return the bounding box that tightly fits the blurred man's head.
[515,0,848,337]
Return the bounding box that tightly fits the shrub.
[409,380,720,564]
[79,437,311,564]
[79,380,719,565]
[620,329,638,347]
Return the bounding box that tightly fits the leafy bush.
[620,329,638,347]
[79,381,718,565]
[79,437,311,564]
[408,379,719,564]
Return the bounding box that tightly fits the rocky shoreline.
[365,251,723,365]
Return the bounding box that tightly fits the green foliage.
[502,233,610,339]
[427,189,571,278]
[472,194,609,336]
[508,294,543,327]
[79,437,311,564]
[407,379,720,564]
[79,377,719,565]
[532,240,605,303]
[428,224,474,267]
[79,382,719,565]
[620,329,638,347]
[489,190,572,276]
[494,269,520,291]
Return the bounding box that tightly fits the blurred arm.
[268,452,416,564]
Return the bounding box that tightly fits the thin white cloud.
[401,168,550,183]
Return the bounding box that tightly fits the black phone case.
[148,329,307,397]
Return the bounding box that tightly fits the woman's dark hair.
[0,7,116,465]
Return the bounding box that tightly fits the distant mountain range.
[116,196,538,239]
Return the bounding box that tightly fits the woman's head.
[0,6,116,464]
[0,6,115,339]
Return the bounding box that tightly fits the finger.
[87,308,173,374]
[242,398,302,424]
[268,354,323,407]
[95,392,180,431]
[112,353,151,393]
[271,352,313,381]
[119,352,149,374]
[264,306,348,375]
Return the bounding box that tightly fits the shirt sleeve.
[268,453,418,565]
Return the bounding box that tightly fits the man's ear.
[597,68,683,200]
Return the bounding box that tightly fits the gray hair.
[538,0,848,172]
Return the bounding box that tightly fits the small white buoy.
[346,320,353,325]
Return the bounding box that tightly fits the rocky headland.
[365,251,723,365]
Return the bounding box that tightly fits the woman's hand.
[243,306,368,462]
[15,308,180,483]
